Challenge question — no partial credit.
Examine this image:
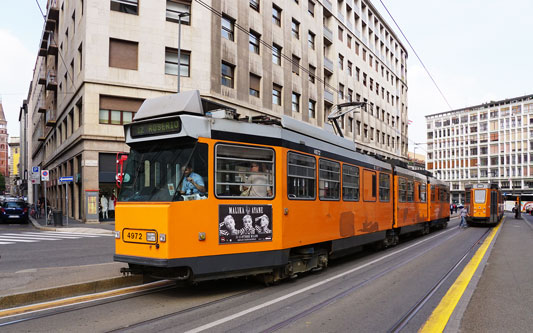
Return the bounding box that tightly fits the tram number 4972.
[126,232,143,240]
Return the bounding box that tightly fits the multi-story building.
[26,0,408,222]
[0,100,8,184]
[426,94,533,203]
[8,137,20,195]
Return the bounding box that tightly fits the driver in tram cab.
[180,166,205,195]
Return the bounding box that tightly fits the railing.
[324,56,334,74]
[323,0,333,14]
[323,25,333,44]
[324,89,334,104]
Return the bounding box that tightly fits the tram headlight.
[146,232,156,242]
[114,231,120,239]
[159,233,166,242]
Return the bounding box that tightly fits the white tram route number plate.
[123,228,158,245]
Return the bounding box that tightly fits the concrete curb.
[0,275,143,310]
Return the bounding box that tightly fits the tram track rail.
[0,280,177,327]
[387,227,491,333]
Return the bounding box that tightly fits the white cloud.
[0,29,35,137]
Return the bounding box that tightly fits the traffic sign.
[32,166,40,173]
[59,176,73,182]
[41,170,49,181]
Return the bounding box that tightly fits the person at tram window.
[241,162,272,197]
[180,166,205,195]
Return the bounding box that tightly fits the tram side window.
[398,177,407,202]
[407,180,414,202]
[465,190,471,204]
[288,152,316,199]
[431,185,436,202]
[379,173,390,201]
[342,164,359,201]
[319,159,340,200]
[419,184,427,202]
[215,144,275,198]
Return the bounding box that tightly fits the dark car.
[1,200,29,224]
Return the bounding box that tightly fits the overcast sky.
[1,0,532,155]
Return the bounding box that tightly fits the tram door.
[490,191,498,223]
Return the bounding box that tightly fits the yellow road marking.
[0,280,173,319]
[419,218,503,332]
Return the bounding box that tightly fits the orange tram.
[464,183,504,226]
[114,91,450,283]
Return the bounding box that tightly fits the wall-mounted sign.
[131,117,181,138]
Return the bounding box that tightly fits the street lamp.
[174,11,190,93]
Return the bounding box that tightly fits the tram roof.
[134,90,204,121]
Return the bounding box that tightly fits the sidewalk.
[458,212,533,332]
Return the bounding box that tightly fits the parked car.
[1,200,29,224]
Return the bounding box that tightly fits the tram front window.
[119,141,208,202]
[474,189,486,204]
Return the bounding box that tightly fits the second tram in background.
[464,183,504,226]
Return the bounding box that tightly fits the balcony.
[39,30,50,56]
[338,13,345,24]
[324,89,334,105]
[47,0,59,20]
[45,109,57,127]
[46,70,57,91]
[324,56,334,75]
[323,26,333,45]
[47,33,58,56]
[323,0,333,17]
[38,63,46,85]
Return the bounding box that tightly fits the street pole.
[66,183,69,226]
[176,12,190,93]
[44,183,48,225]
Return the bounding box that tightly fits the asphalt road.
[1,216,496,332]
[0,223,115,273]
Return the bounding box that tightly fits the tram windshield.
[474,190,486,204]
[118,140,208,202]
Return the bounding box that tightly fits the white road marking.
[0,241,15,245]
[16,232,81,239]
[0,237,39,243]
[1,234,62,241]
[185,227,457,333]
[39,231,112,237]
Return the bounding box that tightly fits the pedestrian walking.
[459,207,468,228]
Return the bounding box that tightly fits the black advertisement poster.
[219,205,273,244]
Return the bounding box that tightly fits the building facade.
[0,100,8,185]
[426,94,533,203]
[26,0,408,222]
[8,137,20,195]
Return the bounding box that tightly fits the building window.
[272,44,282,65]
[292,55,300,75]
[347,35,351,49]
[110,0,138,15]
[338,26,343,41]
[250,0,260,11]
[249,73,261,97]
[347,61,352,76]
[308,1,315,16]
[292,92,300,113]
[109,38,138,70]
[221,62,234,88]
[249,30,261,54]
[272,4,282,26]
[338,83,344,100]
[308,31,315,49]
[99,95,143,125]
[165,48,190,76]
[166,1,191,24]
[308,64,316,83]
[308,99,316,119]
[291,19,300,39]
[272,84,282,105]
[338,54,344,70]
[221,15,235,41]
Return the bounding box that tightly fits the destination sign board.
[131,117,181,138]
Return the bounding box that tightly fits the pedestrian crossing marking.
[0,231,112,245]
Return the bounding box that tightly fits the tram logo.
[219,205,273,244]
